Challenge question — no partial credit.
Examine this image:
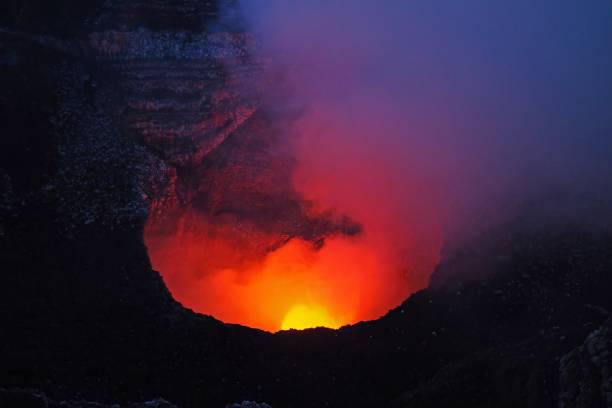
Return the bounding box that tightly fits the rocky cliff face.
[83,0,355,275]
[560,317,612,408]
[3,0,358,286]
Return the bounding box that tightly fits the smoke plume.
[147,0,612,331]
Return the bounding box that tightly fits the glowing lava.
[145,211,440,332]
[281,304,339,330]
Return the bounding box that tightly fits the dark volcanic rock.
[559,317,612,408]
[82,0,355,266]
[226,402,272,408]
[0,388,178,408]
[0,388,49,408]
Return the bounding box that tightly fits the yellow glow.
[281,304,340,330]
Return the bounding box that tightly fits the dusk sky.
[239,0,612,200]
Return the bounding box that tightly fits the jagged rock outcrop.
[81,0,356,268]
[87,28,257,167]
[226,401,272,408]
[0,388,178,408]
[560,317,612,408]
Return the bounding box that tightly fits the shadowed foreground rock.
[0,388,177,408]
[226,402,273,408]
[560,317,612,408]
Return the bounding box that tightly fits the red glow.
[145,38,446,332]
[145,155,443,332]
[146,217,419,331]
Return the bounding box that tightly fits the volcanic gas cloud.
[145,1,612,331]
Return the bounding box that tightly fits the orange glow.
[145,105,444,332]
[281,304,339,330]
[145,208,441,332]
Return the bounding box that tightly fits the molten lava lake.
[145,211,440,332]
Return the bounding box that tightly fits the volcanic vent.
[91,3,445,332]
[142,104,443,332]
[137,84,443,332]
